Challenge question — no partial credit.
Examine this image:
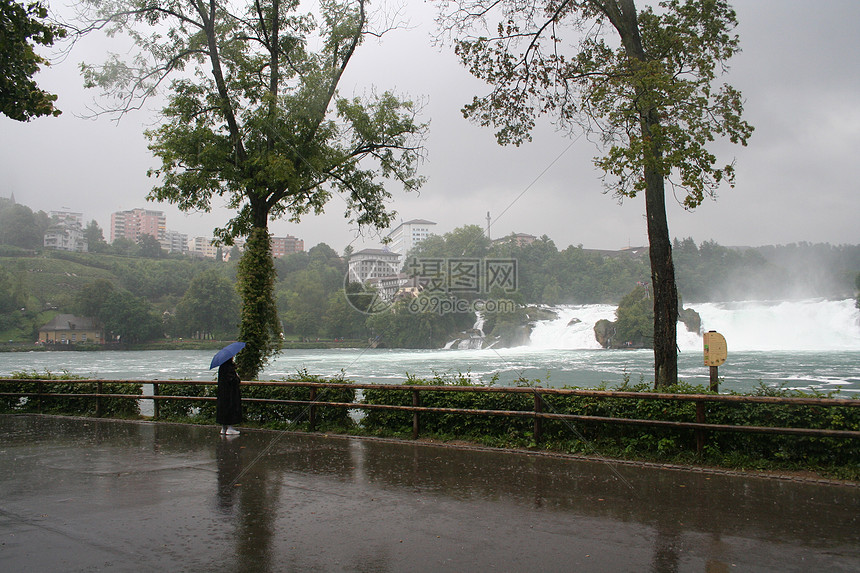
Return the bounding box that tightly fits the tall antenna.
[486,211,491,240]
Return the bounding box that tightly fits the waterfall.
[686,299,860,351]
[473,312,486,337]
[444,312,486,350]
[528,299,860,352]
[529,305,617,350]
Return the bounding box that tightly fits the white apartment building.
[44,222,87,252]
[189,236,219,259]
[347,248,401,283]
[386,219,436,259]
[162,230,189,254]
[44,210,87,252]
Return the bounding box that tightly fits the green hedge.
[2,373,856,478]
[154,371,356,431]
[1,370,139,417]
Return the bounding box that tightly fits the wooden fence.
[2,378,859,454]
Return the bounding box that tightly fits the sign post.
[703,331,727,392]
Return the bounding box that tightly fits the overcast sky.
[1,0,858,253]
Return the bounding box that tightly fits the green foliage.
[277,247,346,338]
[174,268,240,339]
[0,370,139,417]
[242,373,356,430]
[136,234,164,259]
[0,201,50,248]
[152,373,356,431]
[155,383,210,420]
[100,290,161,343]
[612,286,654,348]
[487,237,651,304]
[236,229,281,380]
[3,373,856,477]
[0,264,25,313]
[444,0,755,387]
[0,0,66,121]
[409,225,490,260]
[856,272,860,310]
[366,297,474,348]
[361,378,860,476]
[80,0,426,243]
[78,0,426,372]
[83,220,109,253]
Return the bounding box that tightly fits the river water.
[2,299,859,395]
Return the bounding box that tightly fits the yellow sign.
[703,331,727,366]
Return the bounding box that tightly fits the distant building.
[347,248,401,283]
[44,223,88,252]
[492,232,537,248]
[49,210,84,227]
[44,211,87,252]
[161,230,189,254]
[110,208,166,244]
[38,314,104,345]
[386,219,436,259]
[271,235,304,258]
[189,236,219,259]
[367,274,423,301]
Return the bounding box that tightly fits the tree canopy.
[0,0,66,121]
[78,0,427,378]
[437,0,753,387]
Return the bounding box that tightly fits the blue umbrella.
[210,342,246,369]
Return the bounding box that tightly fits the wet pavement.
[0,415,858,572]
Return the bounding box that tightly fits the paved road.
[0,414,858,572]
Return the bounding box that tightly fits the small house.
[38,314,104,345]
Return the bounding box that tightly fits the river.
[2,299,859,395]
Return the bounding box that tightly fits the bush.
[1,370,139,417]
[241,372,356,430]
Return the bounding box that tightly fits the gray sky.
[1,0,858,253]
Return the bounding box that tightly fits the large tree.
[0,0,65,120]
[79,0,426,378]
[438,0,752,388]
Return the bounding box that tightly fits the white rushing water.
[686,299,860,351]
[527,298,860,353]
[529,304,617,350]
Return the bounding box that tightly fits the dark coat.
[216,359,242,425]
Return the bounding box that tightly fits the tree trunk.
[644,160,679,389]
[603,0,679,389]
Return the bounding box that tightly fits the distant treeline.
[1,197,858,345]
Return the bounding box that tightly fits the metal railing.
[1,378,858,453]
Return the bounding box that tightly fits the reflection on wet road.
[1,415,857,571]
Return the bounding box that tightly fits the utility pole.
[486,211,491,240]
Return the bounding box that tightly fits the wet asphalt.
[0,414,857,572]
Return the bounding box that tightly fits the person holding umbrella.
[210,342,245,436]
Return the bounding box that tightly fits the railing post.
[37,380,43,414]
[95,382,103,417]
[412,389,420,440]
[533,392,543,443]
[695,401,706,454]
[308,387,317,432]
[152,383,160,419]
